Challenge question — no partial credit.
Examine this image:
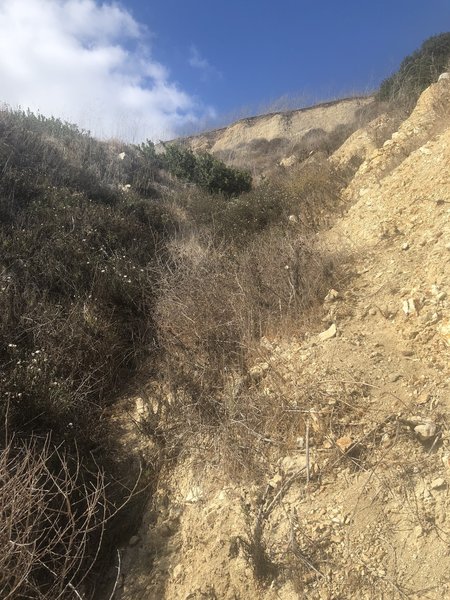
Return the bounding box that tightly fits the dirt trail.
[117,78,450,599]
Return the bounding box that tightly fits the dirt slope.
[117,77,450,599]
[179,97,374,174]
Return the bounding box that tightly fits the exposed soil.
[116,77,450,599]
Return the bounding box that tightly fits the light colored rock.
[318,323,337,342]
[279,155,297,168]
[438,320,450,346]
[118,152,126,160]
[414,421,437,441]
[324,289,339,303]
[336,436,353,453]
[438,72,450,81]
[280,454,308,475]
[389,373,402,383]
[185,486,203,503]
[249,362,270,380]
[402,298,417,316]
[430,477,446,490]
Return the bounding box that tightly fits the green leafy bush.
[162,143,252,196]
[377,32,450,106]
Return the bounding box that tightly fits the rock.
[318,323,337,342]
[402,242,410,250]
[436,291,447,302]
[416,392,430,405]
[369,307,377,316]
[389,373,402,383]
[118,152,126,160]
[336,436,353,453]
[324,289,339,303]
[420,310,441,325]
[128,534,140,547]
[438,320,450,346]
[438,72,450,81]
[172,564,183,580]
[260,336,273,351]
[414,421,437,441]
[280,454,308,475]
[268,473,283,488]
[296,436,305,449]
[288,214,298,223]
[249,362,270,381]
[185,486,203,503]
[280,155,297,168]
[402,298,417,316]
[430,477,446,491]
[414,525,424,538]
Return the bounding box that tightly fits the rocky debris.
[430,477,446,491]
[438,320,450,346]
[317,323,337,342]
[280,155,297,168]
[389,372,402,383]
[336,436,354,453]
[185,486,204,503]
[414,420,438,441]
[280,454,308,476]
[324,288,339,303]
[249,362,270,381]
[403,298,418,316]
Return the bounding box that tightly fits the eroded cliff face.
[117,77,450,600]
[178,96,375,174]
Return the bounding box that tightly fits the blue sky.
[0,0,449,141]
[129,0,450,113]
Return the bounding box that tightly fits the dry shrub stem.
[0,432,141,599]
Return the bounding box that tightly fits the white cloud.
[0,0,214,141]
[188,45,221,81]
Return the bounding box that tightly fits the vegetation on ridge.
[377,32,450,107]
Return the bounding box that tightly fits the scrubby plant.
[377,32,450,107]
[162,143,252,196]
[0,107,177,597]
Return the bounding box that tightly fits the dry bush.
[154,223,336,474]
[0,433,129,599]
[152,158,345,472]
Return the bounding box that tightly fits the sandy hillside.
[178,96,375,174]
[117,76,450,600]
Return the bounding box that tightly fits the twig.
[108,549,121,600]
[305,419,310,485]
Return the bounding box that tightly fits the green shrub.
[377,32,450,107]
[162,143,252,196]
